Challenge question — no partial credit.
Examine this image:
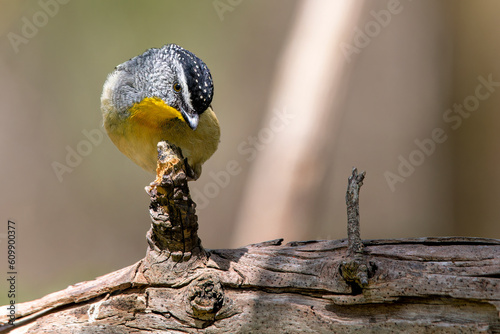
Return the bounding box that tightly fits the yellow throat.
[103,97,220,179]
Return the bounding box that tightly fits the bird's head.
[103,44,214,130]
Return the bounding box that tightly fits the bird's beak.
[180,107,199,130]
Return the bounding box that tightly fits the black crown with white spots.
[166,44,214,115]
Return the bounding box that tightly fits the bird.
[101,44,220,180]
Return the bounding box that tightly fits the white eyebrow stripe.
[171,57,193,111]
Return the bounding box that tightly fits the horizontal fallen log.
[1,153,498,333]
[0,237,499,333]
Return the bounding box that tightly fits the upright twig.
[341,167,369,290]
[346,167,366,256]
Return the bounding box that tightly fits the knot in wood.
[340,258,369,289]
[187,277,224,321]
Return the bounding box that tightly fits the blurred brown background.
[0,0,499,304]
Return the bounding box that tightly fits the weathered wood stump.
[0,148,499,333]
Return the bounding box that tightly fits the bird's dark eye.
[173,82,182,93]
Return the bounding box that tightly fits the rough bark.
[0,150,499,333]
[0,237,499,333]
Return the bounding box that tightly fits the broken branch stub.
[345,167,365,256]
[341,167,371,289]
[146,141,206,263]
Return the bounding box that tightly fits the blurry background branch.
[232,0,363,246]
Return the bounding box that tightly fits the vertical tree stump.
[141,142,207,281]
[147,141,204,262]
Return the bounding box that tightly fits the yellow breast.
[103,97,220,179]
